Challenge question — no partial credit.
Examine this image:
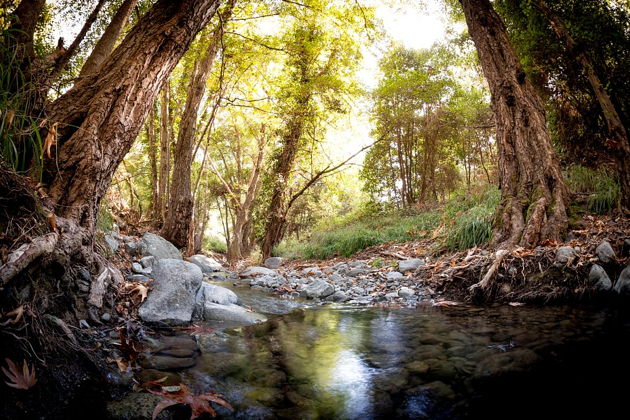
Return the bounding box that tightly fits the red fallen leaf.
[2,358,37,390]
[149,383,232,419]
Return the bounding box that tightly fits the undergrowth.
[565,165,620,214]
[275,185,500,259]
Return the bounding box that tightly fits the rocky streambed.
[99,231,630,420]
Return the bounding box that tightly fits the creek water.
[183,286,630,419]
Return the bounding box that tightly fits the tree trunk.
[161,32,221,248]
[79,0,139,78]
[534,0,630,209]
[157,84,171,224]
[5,0,46,61]
[146,105,159,219]
[460,0,568,247]
[43,0,223,232]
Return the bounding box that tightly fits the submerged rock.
[399,258,424,273]
[138,232,182,260]
[203,302,267,325]
[595,241,616,264]
[139,259,202,325]
[188,254,222,273]
[589,264,612,291]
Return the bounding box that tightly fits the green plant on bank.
[565,165,620,214]
[204,235,228,254]
[274,185,501,259]
[0,31,45,179]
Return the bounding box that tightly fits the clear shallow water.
[184,295,630,419]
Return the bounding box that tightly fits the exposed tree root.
[468,249,509,294]
[0,233,59,287]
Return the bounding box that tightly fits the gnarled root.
[469,249,509,296]
[0,233,59,288]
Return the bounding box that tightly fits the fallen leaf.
[149,384,232,420]
[508,302,525,307]
[128,283,148,302]
[2,358,37,390]
[43,122,58,159]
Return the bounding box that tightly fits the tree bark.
[146,105,159,220]
[161,29,223,248]
[157,84,171,224]
[460,0,568,247]
[534,0,630,209]
[79,0,139,78]
[43,0,223,232]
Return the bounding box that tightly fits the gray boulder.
[139,256,155,269]
[398,258,425,273]
[387,271,404,280]
[132,262,151,275]
[555,246,575,264]
[139,259,202,325]
[595,241,616,264]
[240,266,276,277]
[199,282,238,305]
[104,234,119,253]
[138,233,182,260]
[588,264,612,291]
[264,257,284,269]
[203,302,267,326]
[304,279,334,299]
[127,274,150,283]
[188,254,222,273]
[348,268,369,277]
[398,287,415,298]
[614,265,630,295]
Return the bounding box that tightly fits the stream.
[175,284,630,419]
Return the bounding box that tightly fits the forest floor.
[262,213,630,305]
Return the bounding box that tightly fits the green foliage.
[0,31,44,178]
[96,203,114,232]
[565,165,620,214]
[204,235,227,254]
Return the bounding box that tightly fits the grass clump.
[565,165,620,214]
[274,185,500,259]
[204,235,227,254]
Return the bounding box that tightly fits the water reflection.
[186,304,630,419]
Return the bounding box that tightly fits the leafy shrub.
[204,236,227,254]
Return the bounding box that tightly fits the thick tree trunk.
[43,0,223,232]
[162,34,221,248]
[460,0,568,247]
[79,0,139,78]
[534,0,630,209]
[6,0,46,59]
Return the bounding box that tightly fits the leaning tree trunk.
[43,0,223,232]
[161,36,220,248]
[460,0,568,247]
[534,0,630,210]
[162,0,234,248]
[157,84,171,224]
[79,0,139,78]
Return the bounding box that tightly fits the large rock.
[555,246,575,264]
[240,266,276,277]
[304,279,334,299]
[398,258,424,273]
[188,254,222,273]
[398,287,415,298]
[595,241,616,264]
[614,265,630,295]
[104,234,119,253]
[138,233,182,261]
[588,264,612,291]
[264,257,284,269]
[139,259,202,325]
[203,302,267,326]
[198,282,238,306]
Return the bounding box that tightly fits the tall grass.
[565,165,620,214]
[0,31,45,179]
[274,185,500,259]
